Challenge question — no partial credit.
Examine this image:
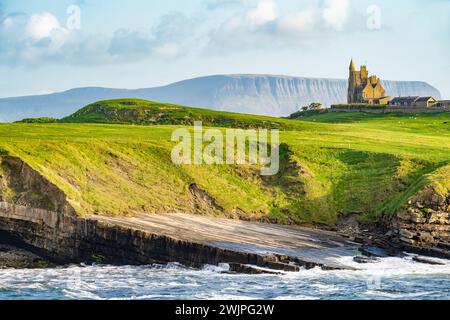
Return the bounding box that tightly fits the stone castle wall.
[348,61,387,104]
[331,105,450,114]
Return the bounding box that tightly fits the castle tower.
[350,58,356,72]
[348,59,359,103]
[347,58,388,104]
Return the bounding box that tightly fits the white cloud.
[25,12,66,41]
[0,12,72,65]
[207,0,324,51]
[0,1,355,66]
[154,42,181,59]
[0,10,198,66]
[278,7,318,33]
[323,0,350,31]
[246,0,278,26]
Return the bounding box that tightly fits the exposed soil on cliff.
[0,156,75,216]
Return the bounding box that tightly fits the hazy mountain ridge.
[0,75,441,122]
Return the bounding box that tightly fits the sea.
[1,254,450,300]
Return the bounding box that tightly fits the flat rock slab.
[95,213,359,270]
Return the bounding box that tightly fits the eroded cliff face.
[0,156,75,216]
[394,186,450,257]
[1,154,448,267]
[0,156,305,269]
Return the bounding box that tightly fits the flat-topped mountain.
[0,74,441,122]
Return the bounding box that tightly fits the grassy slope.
[288,112,450,222]
[60,99,294,129]
[2,104,450,226]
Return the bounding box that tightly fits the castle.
[347,59,391,105]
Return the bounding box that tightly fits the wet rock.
[353,256,380,264]
[360,246,390,258]
[262,261,300,272]
[412,256,446,266]
[0,244,53,269]
[438,242,450,251]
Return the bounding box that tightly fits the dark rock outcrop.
[0,239,53,269]
[393,186,450,258]
[228,263,283,275]
[0,201,292,267]
[412,256,446,265]
[353,256,380,264]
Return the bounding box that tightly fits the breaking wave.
[0,254,449,300]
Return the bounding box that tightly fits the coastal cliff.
[1,106,449,269]
[1,154,450,270]
[0,156,267,267]
[0,156,357,271]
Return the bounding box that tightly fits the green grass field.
[3,101,450,226]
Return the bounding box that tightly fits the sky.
[0,0,449,98]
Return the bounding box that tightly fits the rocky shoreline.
[0,203,362,272]
[0,155,449,272]
[1,206,448,272]
[0,244,53,269]
[0,155,361,272]
[0,232,54,269]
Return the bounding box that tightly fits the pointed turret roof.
[350,58,356,71]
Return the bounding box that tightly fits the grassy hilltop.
[2,99,450,226]
[60,99,291,129]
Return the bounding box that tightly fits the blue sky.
[0,0,449,98]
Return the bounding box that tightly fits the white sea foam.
[334,254,450,276]
[0,255,449,300]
